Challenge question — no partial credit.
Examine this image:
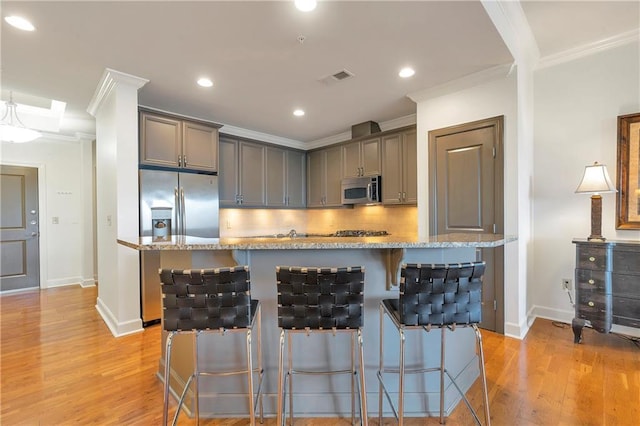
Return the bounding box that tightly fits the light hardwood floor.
[1,285,639,425]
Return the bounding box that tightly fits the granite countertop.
[117,233,517,251]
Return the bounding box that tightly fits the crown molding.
[87,68,148,117]
[305,113,418,150]
[219,124,306,150]
[407,63,513,103]
[537,29,640,70]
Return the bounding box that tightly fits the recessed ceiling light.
[197,78,213,88]
[293,109,305,117]
[5,16,35,31]
[295,0,317,12]
[399,67,415,78]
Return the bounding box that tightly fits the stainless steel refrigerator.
[139,169,219,325]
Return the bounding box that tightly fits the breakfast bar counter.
[118,233,515,419]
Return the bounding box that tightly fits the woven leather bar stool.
[276,266,368,426]
[377,262,490,425]
[160,266,264,426]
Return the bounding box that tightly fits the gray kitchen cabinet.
[238,141,266,206]
[139,108,219,172]
[219,136,239,206]
[382,128,417,205]
[219,136,265,207]
[307,145,343,207]
[342,137,381,178]
[265,146,306,207]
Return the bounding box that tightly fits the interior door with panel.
[428,116,504,332]
[1,165,40,291]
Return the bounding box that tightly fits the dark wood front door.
[428,116,504,333]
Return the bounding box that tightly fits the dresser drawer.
[613,247,640,274]
[612,273,640,299]
[576,269,611,293]
[613,316,640,328]
[612,296,640,320]
[576,245,609,270]
[576,292,611,332]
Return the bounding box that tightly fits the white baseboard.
[46,276,83,288]
[95,296,143,337]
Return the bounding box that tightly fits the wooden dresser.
[572,239,640,343]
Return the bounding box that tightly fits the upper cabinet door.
[182,121,218,172]
[265,146,286,207]
[402,129,417,204]
[324,145,343,206]
[307,150,325,207]
[238,141,266,206]
[381,133,403,204]
[218,137,239,206]
[140,112,182,169]
[342,142,362,178]
[361,137,381,176]
[286,150,306,208]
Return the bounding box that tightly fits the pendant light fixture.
[0,92,42,143]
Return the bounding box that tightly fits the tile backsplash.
[219,205,417,237]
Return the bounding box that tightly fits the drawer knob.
[588,279,595,285]
[589,256,595,262]
[588,301,595,307]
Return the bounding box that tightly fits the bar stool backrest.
[399,262,485,326]
[276,266,364,330]
[160,266,252,331]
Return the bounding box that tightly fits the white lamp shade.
[0,124,42,143]
[575,162,617,194]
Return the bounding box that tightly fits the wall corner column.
[87,68,149,337]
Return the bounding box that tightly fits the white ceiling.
[1,1,638,145]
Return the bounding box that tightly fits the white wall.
[1,136,95,289]
[531,42,640,324]
[411,71,524,337]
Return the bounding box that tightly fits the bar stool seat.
[378,262,490,425]
[160,266,264,426]
[276,266,368,426]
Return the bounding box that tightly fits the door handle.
[31,232,38,237]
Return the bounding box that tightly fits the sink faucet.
[287,229,297,238]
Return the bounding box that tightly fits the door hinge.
[493,300,497,311]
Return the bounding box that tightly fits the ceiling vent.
[318,69,355,85]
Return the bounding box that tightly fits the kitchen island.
[119,233,515,419]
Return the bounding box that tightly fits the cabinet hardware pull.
[178,155,182,167]
[588,279,595,285]
[402,192,406,200]
[589,256,595,262]
[183,156,187,166]
[398,192,402,201]
[588,301,595,307]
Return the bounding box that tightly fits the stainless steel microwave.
[341,176,381,205]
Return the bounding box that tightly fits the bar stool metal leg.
[277,329,285,426]
[163,331,176,426]
[474,324,491,426]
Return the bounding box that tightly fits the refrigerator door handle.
[174,187,180,235]
[180,188,186,235]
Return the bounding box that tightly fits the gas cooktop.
[333,230,390,237]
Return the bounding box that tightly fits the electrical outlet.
[226,220,232,229]
[562,278,572,291]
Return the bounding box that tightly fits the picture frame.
[616,112,640,229]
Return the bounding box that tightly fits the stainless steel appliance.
[341,175,382,205]
[139,169,219,238]
[139,169,219,325]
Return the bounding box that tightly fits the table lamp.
[575,162,617,241]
